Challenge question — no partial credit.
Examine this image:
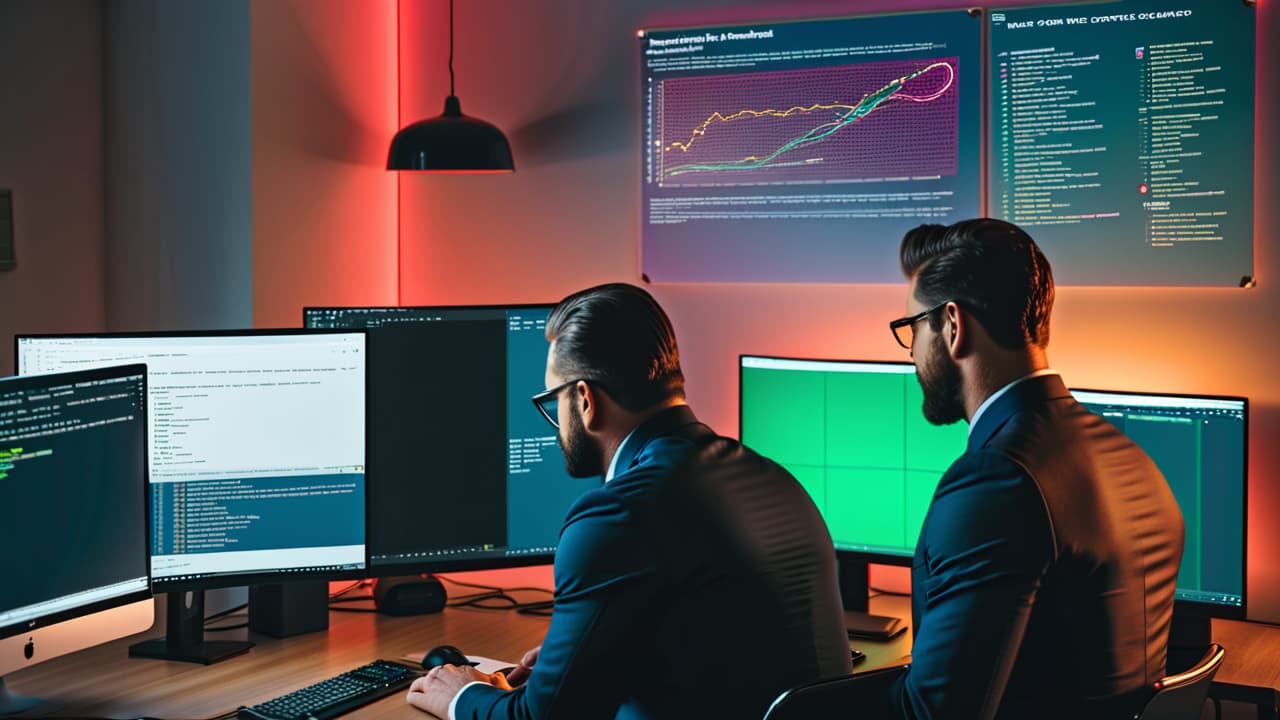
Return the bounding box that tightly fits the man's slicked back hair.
[900,218,1055,350]
[546,283,685,412]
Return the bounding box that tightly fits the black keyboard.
[237,659,420,720]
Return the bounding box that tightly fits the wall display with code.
[989,0,1255,286]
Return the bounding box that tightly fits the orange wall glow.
[389,0,1280,621]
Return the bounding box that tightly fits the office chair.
[763,644,1224,720]
[1134,643,1226,720]
[762,665,908,720]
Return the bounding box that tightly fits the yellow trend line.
[666,102,855,153]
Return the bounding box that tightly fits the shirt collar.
[604,426,639,483]
[602,405,700,482]
[968,368,1058,437]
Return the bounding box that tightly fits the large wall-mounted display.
[641,11,983,283]
[641,0,1256,286]
[989,0,1255,286]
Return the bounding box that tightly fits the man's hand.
[407,665,513,718]
[504,645,541,686]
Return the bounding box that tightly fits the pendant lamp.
[387,0,514,172]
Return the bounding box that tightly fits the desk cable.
[436,574,554,615]
[325,575,553,615]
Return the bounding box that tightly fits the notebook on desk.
[846,610,908,641]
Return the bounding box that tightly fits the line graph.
[658,58,959,186]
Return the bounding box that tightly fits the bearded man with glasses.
[408,282,851,720]
[880,219,1185,720]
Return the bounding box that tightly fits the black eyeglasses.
[531,378,594,429]
[889,300,952,350]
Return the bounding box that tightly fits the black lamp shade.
[387,96,514,172]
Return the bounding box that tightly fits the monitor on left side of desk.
[0,364,153,714]
[15,330,369,665]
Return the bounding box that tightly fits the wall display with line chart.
[640,11,981,283]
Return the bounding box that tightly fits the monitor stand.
[839,557,908,640]
[1167,607,1213,674]
[129,590,253,664]
[0,676,45,715]
[249,581,329,637]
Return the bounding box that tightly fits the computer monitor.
[740,356,1249,637]
[304,305,599,576]
[739,355,967,619]
[1071,389,1247,630]
[16,330,367,662]
[0,365,152,713]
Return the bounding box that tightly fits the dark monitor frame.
[1071,386,1248,623]
[303,303,567,579]
[14,329,370,592]
[0,364,153,641]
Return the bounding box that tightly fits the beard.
[918,331,966,426]
[559,403,605,478]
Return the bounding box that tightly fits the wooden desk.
[1212,618,1280,720]
[9,593,905,720]
[11,605,551,720]
[8,594,1277,720]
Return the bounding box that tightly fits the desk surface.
[8,593,910,720]
[7,594,1276,720]
[12,602,550,720]
[1212,617,1280,716]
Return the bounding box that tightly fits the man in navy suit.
[408,283,851,720]
[883,219,1185,719]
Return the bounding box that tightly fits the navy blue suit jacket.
[889,375,1184,720]
[455,406,852,720]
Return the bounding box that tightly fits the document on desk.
[401,651,519,676]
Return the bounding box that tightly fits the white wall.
[104,0,253,332]
[0,0,105,377]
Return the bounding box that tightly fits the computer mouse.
[422,644,470,669]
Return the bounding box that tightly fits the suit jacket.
[890,374,1184,720]
[455,405,852,720]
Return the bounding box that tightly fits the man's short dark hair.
[900,218,1055,350]
[546,283,685,411]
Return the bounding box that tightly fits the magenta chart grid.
[657,57,960,187]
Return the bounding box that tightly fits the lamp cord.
[448,0,455,96]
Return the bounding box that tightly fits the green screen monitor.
[740,355,968,617]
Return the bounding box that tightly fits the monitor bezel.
[0,364,153,640]
[738,353,922,569]
[1071,386,1249,622]
[304,304,572,578]
[14,328,370,591]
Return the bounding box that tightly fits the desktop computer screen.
[739,356,967,562]
[740,355,1248,620]
[304,305,600,574]
[16,331,367,589]
[0,365,153,711]
[1072,389,1247,618]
